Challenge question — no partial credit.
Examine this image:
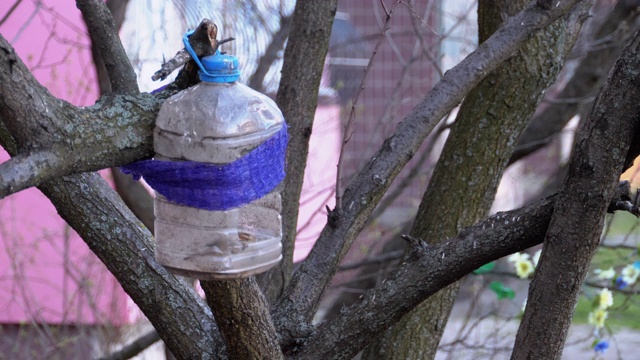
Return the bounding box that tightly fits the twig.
[335,1,400,209]
[98,330,161,360]
[0,0,22,27]
[151,19,235,82]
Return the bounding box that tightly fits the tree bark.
[363,1,589,359]
[512,26,640,360]
[201,279,283,360]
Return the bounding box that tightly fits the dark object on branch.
[607,180,640,217]
[152,19,235,89]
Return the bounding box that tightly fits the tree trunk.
[363,1,589,359]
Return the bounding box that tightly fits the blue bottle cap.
[199,54,241,83]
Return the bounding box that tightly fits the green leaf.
[473,261,496,274]
[489,281,515,300]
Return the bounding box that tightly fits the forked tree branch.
[272,0,586,342]
[509,0,640,164]
[0,33,160,200]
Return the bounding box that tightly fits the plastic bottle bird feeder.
[122,30,288,279]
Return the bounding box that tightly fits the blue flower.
[634,260,640,270]
[616,276,629,289]
[594,340,609,354]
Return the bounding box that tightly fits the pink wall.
[0,1,130,325]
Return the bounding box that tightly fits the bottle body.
[153,81,285,279]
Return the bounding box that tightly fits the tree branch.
[0,148,68,199]
[76,0,138,94]
[248,14,292,92]
[273,0,586,343]
[257,0,338,303]
[201,279,282,360]
[289,178,638,359]
[0,33,222,358]
[292,194,557,359]
[0,33,159,198]
[512,25,640,360]
[98,329,160,360]
[35,172,225,359]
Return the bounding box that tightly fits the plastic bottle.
[152,50,285,279]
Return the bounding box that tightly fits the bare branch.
[36,172,224,359]
[509,0,640,164]
[0,0,22,26]
[259,0,338,303]
[335,1,399,209]
[293,194,557,359]
[98,330,161,360]
[76,0,138,94]
[273,0,587,342]
[0,33,161,197]
[201,279,282,360]
[0,149,67,199]
[248,14,292,91]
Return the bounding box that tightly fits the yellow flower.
[588,308,608,329]
[597,288,613,310]
[515,259,534,279]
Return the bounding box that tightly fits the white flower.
[588,308,608,329]
[597,288,613,310]
[532,249,542,266]
[594,267,616,281]
[508,252,530,264]
[515,259,535,279]
[508,252,535,279]
[621,264,640,285]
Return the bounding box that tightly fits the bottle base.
[160,255,282,280]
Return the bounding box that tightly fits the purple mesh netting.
[121,125,288,211]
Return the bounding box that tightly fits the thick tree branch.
[258,0,337,303]
[293,195,556,359]
[0,148,68,198]
[0,33,159,199]
[273,0,586,342]
[201,279,282,360]
[512,26,640,360]
[509,0,640,164]
[36,172,225,359]
[291,177,637,359]
[76,0,138,94]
